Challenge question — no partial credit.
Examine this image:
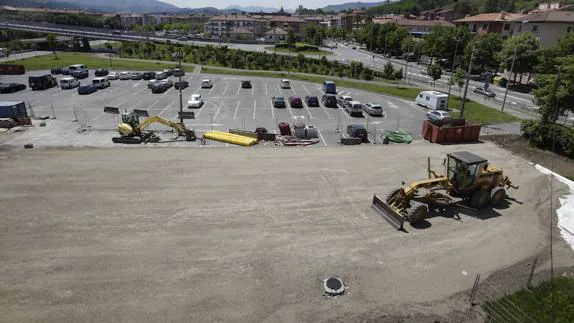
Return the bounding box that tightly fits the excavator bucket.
[371,194,405,231]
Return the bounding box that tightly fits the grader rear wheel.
[490,187,506,206]
[407,202,428,224]
[471,189,490,209]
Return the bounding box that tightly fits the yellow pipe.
[203,131,258,147]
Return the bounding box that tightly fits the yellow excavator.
[372,151,518,230]
[112,112,196,144]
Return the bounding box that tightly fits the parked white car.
[59,77,79,89]
[363,102,384,116]
[119,72,130,80]
[426,110,451,121]
[107,72,119,80]
[280,79,291,89]
[187,94,203,108]
[201,79,212,88]
[92,77,110,89]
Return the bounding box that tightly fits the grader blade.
[371,194,405,231]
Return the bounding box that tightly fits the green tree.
[287,28,297,48]
[383,61,395,79]
[46,33,58,59]
[427,64,442,89]
[394,68,403,87]
[387,27,409,55]
[463,33,503,71]
[451,68,466,97]
[499,32,540,83]
[296,53,306,68]
[105,42,113,67]
[532,56,574,124]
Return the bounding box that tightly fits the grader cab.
[372,151,518,230]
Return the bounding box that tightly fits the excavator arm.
[138,116,186,134]
[137,115,196,140]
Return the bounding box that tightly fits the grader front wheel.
[471,189,490,209]
[407,202,428,224]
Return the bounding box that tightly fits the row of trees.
[119,41,375,80]
[366,0,540,16]
[1,12,122,29]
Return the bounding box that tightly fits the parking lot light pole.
[460,43,476,118]
[501,43,519,112]
[446,37,460,109]
[173,48,184,123]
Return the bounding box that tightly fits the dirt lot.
[0,143,572,322]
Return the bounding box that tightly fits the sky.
[160,0,348,10]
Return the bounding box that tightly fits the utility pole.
[174,48,184,124]
[501,43,519,112]
[460,43,475,118]
[446,38,460,109]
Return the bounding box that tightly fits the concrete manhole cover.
[323,276,345,296]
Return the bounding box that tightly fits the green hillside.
[366,0,574,15]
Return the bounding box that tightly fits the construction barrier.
[203,131,258,147]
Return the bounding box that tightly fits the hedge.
[521,120,574,158]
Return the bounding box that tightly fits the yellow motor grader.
[372,151,518,230]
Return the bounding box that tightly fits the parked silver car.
[363,102,384,116]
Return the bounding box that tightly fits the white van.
[345,100,364,116]
[60,77,79,89]
[92,77,110,89]
[415,91,448,110]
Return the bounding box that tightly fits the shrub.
[521,120,574,158]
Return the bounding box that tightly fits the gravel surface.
[0,143,572,322]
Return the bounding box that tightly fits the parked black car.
[78,84,98,95]
[71,70,89,79]
[174,80,189,90]
[173,68,185,77]
[272,96,286,108]
[321,94,337,107]
[347,124,368,142]
[241,80,252,88]
[305,95,319,107]
[62,67,70,75]
[50,67,63,75]
[95,68,109,77]
[0,82,26,93]
[29,74,58,90]
[151,83,168,94]
[142,71,155,80]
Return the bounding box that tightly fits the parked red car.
[288,96,303,108]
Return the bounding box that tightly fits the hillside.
[322,1,393,12]
[0,0,182,13]
[365,0,564,15]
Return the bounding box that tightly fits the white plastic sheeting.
[535,164,574,251]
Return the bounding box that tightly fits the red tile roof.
[455,11,524,23]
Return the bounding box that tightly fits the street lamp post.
[460,43,475,118]
[501,43,519,112]
[446,38,460,109]
[173,48,184,124]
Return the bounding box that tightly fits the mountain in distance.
[180,7,220,14]
[0,0,182,13]
[222,5,281,13]
[321,1,395,12]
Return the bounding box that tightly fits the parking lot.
[1,69,430,148]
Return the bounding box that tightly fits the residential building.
[229,27,253,40]
[530,2,574,13]
[419,8,462,21]
[269,16,307,38]
[373,17,454,37]
[121,14,144,27]
[159,14,211,25]
[340,10,366,30]
[512,11,574,47]
[455,12,524,38]
[325,15,342,28]
[143,14,160,26]
[264,28,288,42]
[205,14,266,39]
